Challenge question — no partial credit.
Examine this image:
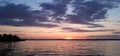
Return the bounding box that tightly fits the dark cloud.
[62,27,113,32]
[0,0,120,28]
[40,0,72,22]
[85,23,104,28]
[113,31,120,34]
[0,4,31,19]
[66,0,120,24]
[0,3,58,27]
[40,0,120,27]
[40,0,71,16]
[89,35,120,39]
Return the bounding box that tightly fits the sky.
[0,0,120,39]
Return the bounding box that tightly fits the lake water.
[0,40,120,56]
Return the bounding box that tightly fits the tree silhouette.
[0,34,24,42]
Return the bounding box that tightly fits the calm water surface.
[0,40,120,56]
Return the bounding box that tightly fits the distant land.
[0,33,120,42]
[0,34,25,42]
[24,39,120,41]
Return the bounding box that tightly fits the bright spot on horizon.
[65,37,72,40]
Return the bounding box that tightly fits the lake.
[0,40,120,56]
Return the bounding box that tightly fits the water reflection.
[0,40,120,56]
[0,42,15,56]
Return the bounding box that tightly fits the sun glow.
[65,37,72,40]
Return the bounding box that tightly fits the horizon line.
[23,39,120,41]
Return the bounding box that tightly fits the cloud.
[40,0,120,27]
[89,35,120,39]
[117,21,120,22]
[40,0,72,23]
[66,0,120,23]
[85,23,104,28]
[0,0,120,28]
[0,3,31,19]
[62,27,113,32]
[0,3,58,27]
[113,31,120,34]
[40,0,71,16]
[0,30,21,32]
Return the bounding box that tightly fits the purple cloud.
[62,27,113,32]
[0,3,57,27]
[0,0,120,28]
[40,0,120,27]
[89,35,120,39]
[113,31,120,34]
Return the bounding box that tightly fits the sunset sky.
[0,0,120,39]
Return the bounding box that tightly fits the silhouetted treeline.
[0,34,24,42]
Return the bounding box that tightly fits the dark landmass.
[0,34,25,42]
[25,39,120,41]
[1,33,119,42]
